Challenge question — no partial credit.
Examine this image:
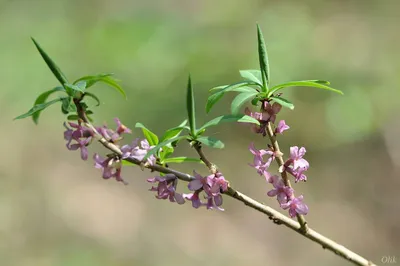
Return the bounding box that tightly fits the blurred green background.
[2,0,399,265]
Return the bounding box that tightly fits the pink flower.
[263,102,282,123]
[275,120,290,135]
[121,138,156,165]
[267,175,294,205]
[114,118,132,135]
[286,167,307,183]
[248,143,275,176]
[63,122,92,160]
[148,175,185,204]
[280,195,309,218]
[287,146,309,171]
[186,172,227,211]
[93,153,127,184]
[183,191,203,208]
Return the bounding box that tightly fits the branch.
[74,100,376,266]
[266,121,308,232]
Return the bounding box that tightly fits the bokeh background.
[2,0,399,265]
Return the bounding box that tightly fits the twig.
[266,121,308,233]
[74,100,376,266]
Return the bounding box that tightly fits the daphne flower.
[275,120,290,135]
[280,195,309,218]
[267,175,294,205]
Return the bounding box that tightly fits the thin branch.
[74,100,376,266]
[193,141,217,174]
[266,121,308,232]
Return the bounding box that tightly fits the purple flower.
[68,138,91,160]
[147,174,185,204]
[267,175,294,205]
[263,102,282,124]
[248,143,275,176]
[275,120,290,135]
[186,171,227,211]
[96,118,131,143]
[114,118,132,135]
[188,171,209,191]
[183,191,203,208]
[205,195,224,211]
[93,153,127,184]
[286,167,307,182]
[280,195,309,218]
[63,122,92,160]
[286,146,309,171]
[208,172,228,194]
[121,138,156,165]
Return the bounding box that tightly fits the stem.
[193,142,216,173]
[266,121,308,233]
[73,101,376,266]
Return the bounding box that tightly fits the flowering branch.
[74,99,375,266]
[265,121,308,232]
[14,25,378,266]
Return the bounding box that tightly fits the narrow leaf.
[231,91,259,114]
[186,75,196,136]
[196,136,225,149]
[209,85,257,93]
[199,114,259,131]
[206,81,259,113]
[239,70,263,85]
[67,114,79,120]
[74,74,126,99]
[14,97,63,120]
[143,136,187,161]
[135,122,159,146]
[31,86,65,124]
[31,38,68,85]
[268,80,343,97]
[270,96,295,110]
[162,157,203,164]
[256,24,270,89]
[160,120,188,142]
[84,92,101,106]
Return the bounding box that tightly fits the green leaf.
[74,74,126,99]
[196,136,225,149]
[135,122,159,146]
[143,136,187,161]
[199,114,259,131]
[162,157,203,164]
[122,160,135,166]
[61,97,77,114]
[31,38,69,85]
[159,146,174,161]
[209,85,257,93]
[269,96,295,110]
[256,24,270,90]
[14,97,63,120]
[267,80,343,97]
[84,92,101,106]
[160,120,188,142]
[206,81,259,113]
[64,83,85,98]
[239,70,263,85]
[31,86,65,124]
[67,114,79,120]
[231,91,259,114]
[186,75,196,136]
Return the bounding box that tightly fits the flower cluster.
[63,117,137,184]
[247,102,309,218]
[147,174,185,204]
[245,102,282,136]
[147,171,229,211]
